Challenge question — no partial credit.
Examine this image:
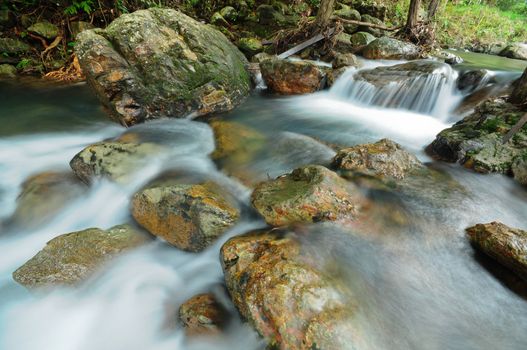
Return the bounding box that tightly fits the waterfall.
[329,60,460,120]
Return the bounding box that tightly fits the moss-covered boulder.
[332,139,424,180]
[499,43,527,61]
[76,8,250,126]
[8,171,86,229]
[28,21,59,39]
[179,293,229,336]
[510,67,527,105]
[427,98,527,182]
[467,222,527,281]
[260,58,328,94]
[131,181,240,252]
[251,165,365,226]
[0,38,31,55]
[334,5,361,34]
[237,37,263,57]
[12,224,150,289]
[333,32,355,55]
[358,14,384,36]
[362,37,420,60]
[219,6,238,22]
[70,140,166,184]
[221,229,357,350]
[350,31,376,47]
[257,4,286,25]
[0,64,16,78]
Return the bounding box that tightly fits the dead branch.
[502,112,527,144]
[335,17,402,31]
[41,35,62,58]
[27,32,48,48]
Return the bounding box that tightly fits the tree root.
[43,54,84,82]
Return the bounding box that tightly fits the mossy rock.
[0,64,16,78]
[350,31,376,47]
[362,37,420,60]
[28,21,59,39]
[238,37,263,57]
[0,38,31,55]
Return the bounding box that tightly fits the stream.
[0,52,527,350]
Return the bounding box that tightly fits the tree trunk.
[406,0,422,31]
[427,0,441,20]
[315,0,336,29]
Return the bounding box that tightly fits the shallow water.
[0,54,526,350]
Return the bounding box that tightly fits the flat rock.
[12,224,150,289]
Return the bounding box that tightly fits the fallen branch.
[502,112,527,144]
[27,32,48,48]
[277,27,336,59]
[335,17,402,31]
[41,35,62,59]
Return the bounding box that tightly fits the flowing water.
[0,55,526,350]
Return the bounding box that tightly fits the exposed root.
[43,54,84,82]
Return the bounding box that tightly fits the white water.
[0,58,526,350]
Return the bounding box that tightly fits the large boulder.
[8,171,86,229]
[362,37,420,60]
[332,139,424,180]
[75,8,250,126]
[427,98,527,182]
[260,58,328,94]
[466,222,527,281]
[221,229,358,350]
[510,67,527,105]
[131,181,240,252]
[179,293,229,336]
[499,43,527,61]
[70,140,166,184]
[12,224,150,289]
[251,165,365,226]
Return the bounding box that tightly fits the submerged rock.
[12,224,150,288]
[362,36,420,60]
[179,293,229,336]
[251,165,364,226]
[260,58,328,94]
[70,140,166,184]
[457,69,489,92]
[510,67,527,105]
[499,43,527,61]
[467,222,527,281]
[332,139,424,180]
[131,181,240,252]
[221,229,357,350]
[76,8,250,126]
[9,171,86,228]
[427,98,527,181]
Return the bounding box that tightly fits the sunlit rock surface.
[76,8,250,126]
[132,181,240,252]
[13,224,150,288]
[467,222,527,281]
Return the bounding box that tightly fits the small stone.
[179,293,229,336]
[332,53,359,69]
[210,12,229,27]
[28,21,59,39]
[219,6,238,22]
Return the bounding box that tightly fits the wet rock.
[238,37,263,57]
[457,69,489,92]
[70,21,95,38]
[76,8,250,126]
[0,64,16,78]
[434,50,463,65]
[131,181,240,252]
[362,36,420,60]
[70,140,166,184]
[0,38,31,55]
[510,67,527,105]
[333,32,354,55]
[260,58,328,94]
[499,43,527,61]
[220,6,238,22]
[467,222,527,281]
[326,67,347,87]
[251,52,273,63]
[28,21,59,39]
[358,14,385,36]
[332,53,358,69]
[210,119,266,164]
[251,165,364,226]
[512,156,527,185]
[9,171,86,229]
[427,98,527,179]
[332,139,424,180]
[350,31,376,47]
[354,59,450,87]
[12,224,150,289]
[179,293,229,336]
[221,229,357,350]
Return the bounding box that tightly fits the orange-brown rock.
[179,293,229,336]
[260,58,328,95]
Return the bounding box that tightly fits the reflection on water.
[0,54,526,350]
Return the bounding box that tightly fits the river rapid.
[0,53,526,350]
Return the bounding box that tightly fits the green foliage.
[16,58,31,70]
[64,0,96,15]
